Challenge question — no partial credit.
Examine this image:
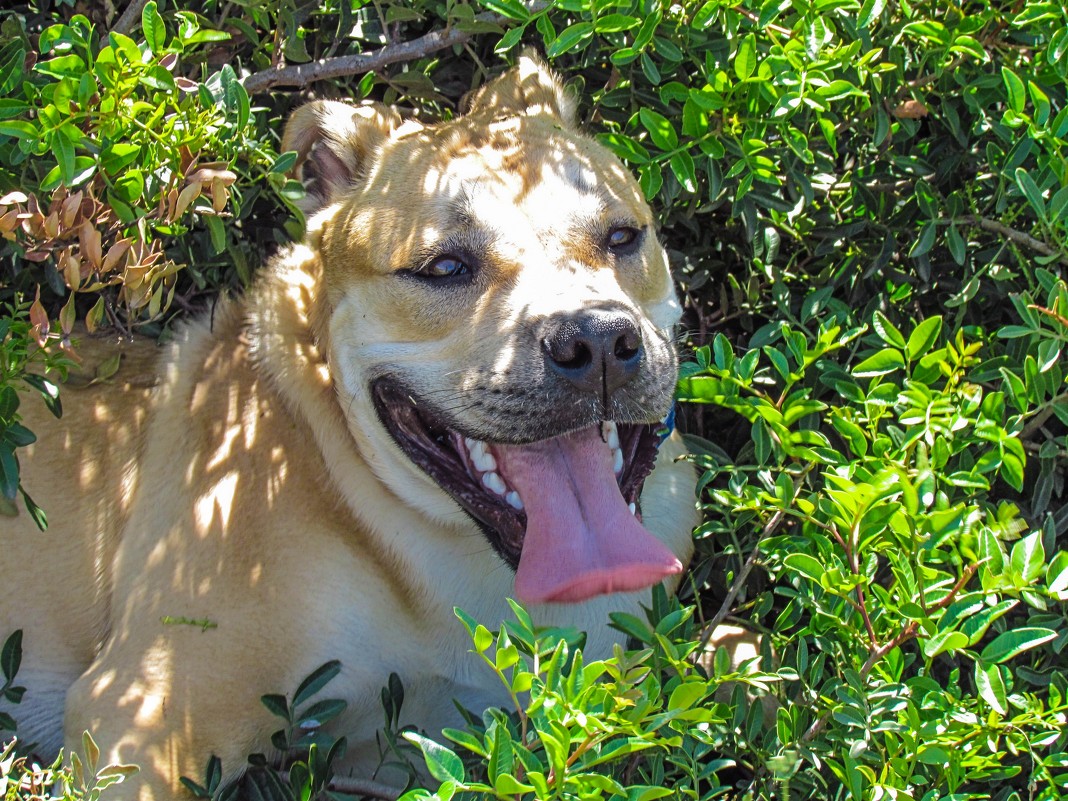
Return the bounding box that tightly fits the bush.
[2,0,1066,798]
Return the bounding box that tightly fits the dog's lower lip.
[369,377,663,570]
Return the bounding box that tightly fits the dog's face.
[285,58,686,605]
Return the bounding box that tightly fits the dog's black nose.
[542,308,643,395]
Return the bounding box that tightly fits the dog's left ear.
[465,52,577,126]
[282,100,404,213]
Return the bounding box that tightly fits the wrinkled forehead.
[383,116,652,230]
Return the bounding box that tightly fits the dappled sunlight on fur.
[2,56,699,799]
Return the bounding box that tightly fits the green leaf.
[142,1,167,53]
[3,424,36,447]
[639,108,678,151]
[441,728,488,758]
[22,374,61,418]
[1002,66,1025,113]
[260,694,289,719]
[668,680,706,711]
[975,661,1007,714]
[783,553,825,582]
[1015,168,1047,222]
[0,99,30,119]
[546,22,593,58]
[669,151,697,193]
[34,54,86,78]
[960,600,1017,645]
[639,162,663,200]
[481,0,530,20]
[20,487,47,531]
[980,627,1057,663]
[0,41,26,95]
[594,14,639,33]
[596,133,649,164]
[0,120,38,140]
[271,151,298,175]
[0,445,18,500]
[922,629,968,659]
[873,311,906,348]
[297,698,346,727]
[495,24,527,54]
[909,221,936,257]
[0,385,19,420]
[1,629,21,682]
[140,65,175,91]
[627,788,673,801]
[857,0,887,27]
[204,214,226,254]
[1000,436,1025,492]
[1010,530,1045,583]
[906,316,942,361]
[853,347,905,377]
[292,660,341,708]
[403,732,465,784]
[734,33,756,80]
[1047,550,1068,599]
[101,143,141,175]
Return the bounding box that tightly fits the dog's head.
[283,56,686,605]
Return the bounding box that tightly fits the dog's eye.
[423,256,469,278]
[607,226,641,253]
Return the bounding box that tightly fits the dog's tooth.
[472,449,497,473]
[606,424,620,451]
[613,448,624,475]
[482,471,506,496]
[505,491,524,510]
[628,502,636,516]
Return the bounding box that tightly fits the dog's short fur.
[0,58,698,798]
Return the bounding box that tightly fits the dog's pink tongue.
[496,426,682,605]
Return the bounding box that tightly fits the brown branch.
[1028,304,1068,330]
[242,2,548,95]
[969,216,1067,263]
[698,538,767,652]
[736,7,793,37]
[696,466,820,652]
[112,0,151,36]
[1021,391,1068,440]
[799,563,979,744]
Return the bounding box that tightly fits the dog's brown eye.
[424,256,469,278]
[607,226,640,252]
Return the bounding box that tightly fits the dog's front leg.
[63,633,281,800]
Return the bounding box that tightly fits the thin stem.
[242,2,548,94]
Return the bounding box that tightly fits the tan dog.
[0,57,697,798]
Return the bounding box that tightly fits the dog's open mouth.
[371,378,683,605]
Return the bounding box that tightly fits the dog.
[0,56,698,798]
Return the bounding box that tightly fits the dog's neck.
[243,250,511,619]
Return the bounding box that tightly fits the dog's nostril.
[614,332,640,361]
[542,308,644,396]
[553,342,592,370]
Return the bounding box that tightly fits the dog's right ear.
[282,100,402,213]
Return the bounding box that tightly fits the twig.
[697,466,818,651]
[970,216,1066,263]
[1028,304,1068,330]
[1021,391,1068,440]
[278,772,402,800]
[736,7,793,37]
[112,0,151,36]
[242,2,548,94]
[799,563,980,744]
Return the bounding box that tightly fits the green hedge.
[1,0,1066,799]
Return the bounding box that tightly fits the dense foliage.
[1,0,1065,799]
